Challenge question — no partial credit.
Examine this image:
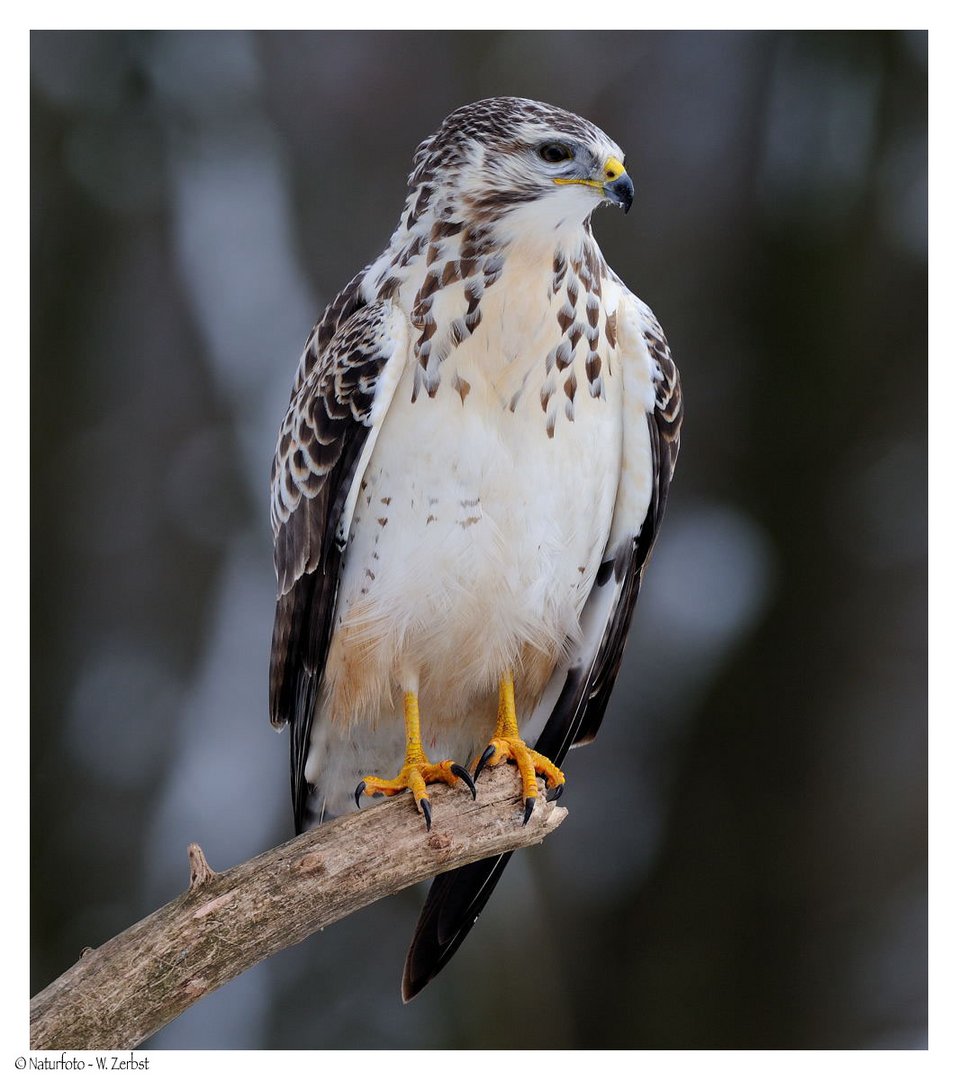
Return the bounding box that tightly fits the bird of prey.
[269,97,682,1000]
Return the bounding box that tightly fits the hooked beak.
[604,173,634,213]
[602,158,634,213]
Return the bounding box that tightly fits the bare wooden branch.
[30,769,567,1050]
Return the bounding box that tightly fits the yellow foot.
[475,670,565,825]
[353,690,475,831]
[355,758,476,830]
[474,736,565,824]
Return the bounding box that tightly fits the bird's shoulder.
[269,281,410,596]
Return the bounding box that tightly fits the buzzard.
[268,97,682,1000]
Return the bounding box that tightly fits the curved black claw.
[354,780,367,809]
[419,798,432,831]
[473,744,497,783]
[450,763,478,799]
[546,783,564,803]
[522,796,536,826]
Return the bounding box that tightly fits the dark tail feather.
[401,852,515,1002]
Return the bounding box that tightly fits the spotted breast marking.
[539,236,614,437]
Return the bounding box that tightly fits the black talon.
[451,763,478,799]
[420,798,432,831]
[546,783,564,803]
[523,796,536,826]
[354,781,366,808]
[474,744,496,783]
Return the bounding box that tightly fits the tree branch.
[30,770,567,1050]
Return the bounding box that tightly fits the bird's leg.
[355,690,475,830]
[474,670,566,824]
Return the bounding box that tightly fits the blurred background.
[30,30,927,1049]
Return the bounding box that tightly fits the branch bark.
[30,769,567,1050]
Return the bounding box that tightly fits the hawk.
[268,97,682,1000]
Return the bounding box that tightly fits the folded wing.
[269,288,409,831]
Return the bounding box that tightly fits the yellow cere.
[553,156,627,190]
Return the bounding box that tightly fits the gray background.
[31,30,927,1049]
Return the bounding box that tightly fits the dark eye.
[538,142,573,164]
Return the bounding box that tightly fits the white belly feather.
[306,260,625,809]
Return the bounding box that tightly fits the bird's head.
[406,97,633,237]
